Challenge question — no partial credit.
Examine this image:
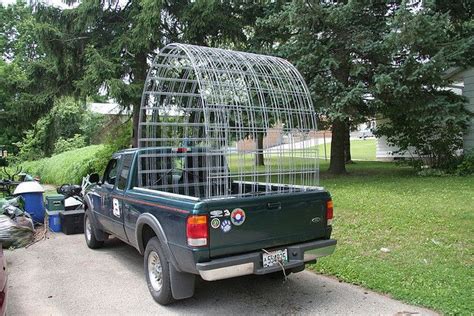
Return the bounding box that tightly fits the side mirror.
[89,173,100,183]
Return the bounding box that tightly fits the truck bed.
[131,182,331,260]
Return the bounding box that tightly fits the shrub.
[15,122,47,161]
[15,97,105,160]
[21,145,104,184]
[53,134,86,155]
[375,91,472,171]
[89,121,132,174]
[20,120,132,184]
[416,168,449,177]
[456,150,474,176]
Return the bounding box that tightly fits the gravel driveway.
[6,234,436,315]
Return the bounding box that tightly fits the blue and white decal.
[230,208,246,226]
[220,219,231,233]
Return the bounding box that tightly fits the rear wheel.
[144,237,174,305]
[84,212,104,249]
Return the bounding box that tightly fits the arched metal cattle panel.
[138,43,319,200]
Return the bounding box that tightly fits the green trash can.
[45,194,65,212]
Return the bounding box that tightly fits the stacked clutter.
[0,196,34,248]
[45,195,64,232]
[45,190,85,235]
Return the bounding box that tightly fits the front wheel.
[84,212,104,249]
[144,237,174,305]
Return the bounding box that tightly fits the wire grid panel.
[138,43,319,200]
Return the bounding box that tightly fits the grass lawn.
[312,160,473,314]
[317,138,376,161]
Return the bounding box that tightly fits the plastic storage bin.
[46,210,61,232]
[13,182,45,223]
[60,210,84,235]
[45,194,65,212]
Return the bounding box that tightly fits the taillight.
[186,215,208,247]
[326,200,334,226]
[173,147,189,153]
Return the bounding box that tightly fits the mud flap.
[170,264,195,299]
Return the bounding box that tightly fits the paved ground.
[6,234,436,315]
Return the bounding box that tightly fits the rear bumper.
[196,239,337,281]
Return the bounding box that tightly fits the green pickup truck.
[83,147,336,305]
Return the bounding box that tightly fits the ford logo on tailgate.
[311,217,321,223]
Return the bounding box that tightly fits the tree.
[0,2,70,153]
[373,3,473,169]
[257,1,394,174]
[34,0,264,149]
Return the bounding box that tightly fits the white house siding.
[376,117,418,160]
[463,69,474,152]
[376,135,417,161]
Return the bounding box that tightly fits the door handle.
[267,202,281,210]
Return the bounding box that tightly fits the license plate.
[262,249,288,268]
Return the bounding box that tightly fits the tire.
[84,211,104,249]
[144,237,174,305]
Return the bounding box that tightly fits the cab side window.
[117,154,133,190]
[103,159,118,185]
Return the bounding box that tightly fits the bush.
[376,91,471,171]
[88,121,132,174]
[15,124,47,161]
[456,150,474,176]
[416,168,449,177]
[15,97,105,160]
[20,121,133,185]
[0,157,7,167]
[53,134,86,155]
[21,145,104,185]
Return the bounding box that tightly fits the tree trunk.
[132,52,148,148]
[255,133,265,166]
[329,119,347,174]
[344,120,353,164]
[132,105,140,148]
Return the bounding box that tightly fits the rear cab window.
[117,154,134,191]
[103,158,119,186]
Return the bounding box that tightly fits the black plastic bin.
[60,209,84,235]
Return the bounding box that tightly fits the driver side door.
[96,157,122,236]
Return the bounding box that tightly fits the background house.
[87,101,131,143]
[444,67,474,152]
[376,67,474,161]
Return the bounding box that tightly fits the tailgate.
[206,190,331,258]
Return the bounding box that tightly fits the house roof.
[443,66,471,80]
[88,102,131,115]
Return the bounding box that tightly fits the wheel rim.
[85,215,92,242]
[147,251,163,292]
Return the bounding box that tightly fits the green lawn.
[317,138,376,161]
[312,160,474,314]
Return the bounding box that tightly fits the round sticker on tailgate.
[231,208,246,226]
[210,218,220,229]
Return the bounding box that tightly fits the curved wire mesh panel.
[138,43,319,200]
